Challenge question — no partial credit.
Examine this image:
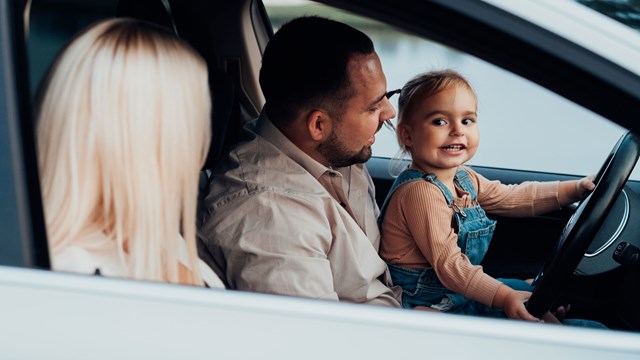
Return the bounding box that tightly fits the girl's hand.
[576,174,596,198]
[494,285,539,322]
[502,289,540,322]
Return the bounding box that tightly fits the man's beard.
[317,127,372,168]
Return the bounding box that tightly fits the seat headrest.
[116,0,178,35]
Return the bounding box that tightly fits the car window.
[263,0,639,180]
[577,0,640,31]
[27,0,117,96]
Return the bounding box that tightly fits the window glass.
[27,0,117,96]
[576,0,640,31]
[263,0,639,180]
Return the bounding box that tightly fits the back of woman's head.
[396,69,475,154]
[37,18,211,284]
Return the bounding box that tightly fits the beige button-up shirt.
[199,113,401,306]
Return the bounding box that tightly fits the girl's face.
[400,84,478,178]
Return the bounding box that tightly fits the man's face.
[318,53,396,168]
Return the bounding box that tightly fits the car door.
[4,0,640,358]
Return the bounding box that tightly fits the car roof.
[485,0,640,76]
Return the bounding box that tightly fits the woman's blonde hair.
[396,69,476,154]
[37,18,211,285]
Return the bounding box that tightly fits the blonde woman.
[37,18,224,288]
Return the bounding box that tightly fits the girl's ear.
[306,110,332,142]
[399,124,413,148]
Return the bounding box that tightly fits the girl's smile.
[440,143,466,153]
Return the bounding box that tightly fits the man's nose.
[379,96,396,122]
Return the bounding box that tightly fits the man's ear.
[306,110,332,142]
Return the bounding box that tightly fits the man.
[199,16,401,306]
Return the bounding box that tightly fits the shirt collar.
[255,111,339,180]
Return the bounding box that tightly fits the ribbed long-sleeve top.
[379,166,562,307]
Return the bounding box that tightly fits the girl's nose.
[450,123,464,137]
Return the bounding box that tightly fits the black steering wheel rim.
[526,131,640,318]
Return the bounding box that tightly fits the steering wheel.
[526,131,640,318]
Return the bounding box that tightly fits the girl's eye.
[369,105,380,113]
[432,118,446,126]
[462,118,475,125]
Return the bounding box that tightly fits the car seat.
[116,0,244,172]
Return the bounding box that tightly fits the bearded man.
[199,16,401,306]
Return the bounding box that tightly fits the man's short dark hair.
[259,16,374,124]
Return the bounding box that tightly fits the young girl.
[37,18,224,288]
[378,70,599,324]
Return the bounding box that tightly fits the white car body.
[2,266,640,359]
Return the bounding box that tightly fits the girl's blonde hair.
[396,69,476,154]
[37,18,211,285]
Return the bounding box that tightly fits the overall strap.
[421,171,469,220]
[378,169,431,229]
[453,167,477,200]
[427,173,456,205]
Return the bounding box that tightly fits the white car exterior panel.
[1,266,639,359]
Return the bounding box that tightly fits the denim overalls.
[378,167,608,327]
[379,168,510,315]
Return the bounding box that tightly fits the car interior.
[23,0,640,332]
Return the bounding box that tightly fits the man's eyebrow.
[367,93,387,109]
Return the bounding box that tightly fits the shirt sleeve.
[397,181,502,306]
[200,191,339,301]
[469,167,561,217]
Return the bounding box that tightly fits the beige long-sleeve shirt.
[379,167,561,306]
[199,113,402,306]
